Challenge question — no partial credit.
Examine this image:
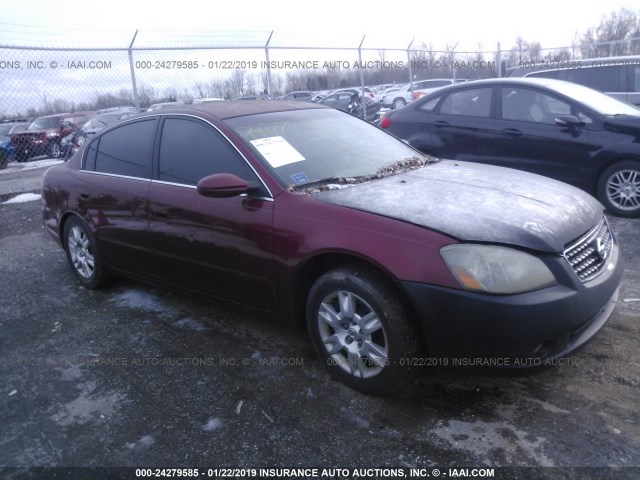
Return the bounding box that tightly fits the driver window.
[158,118,256,187]
[502,87,572,125]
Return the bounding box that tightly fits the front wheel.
[0,152,8,170]
[63,216,110,288]
[47,142,61,159]
[597,160,640,217]
[306,265,421,395]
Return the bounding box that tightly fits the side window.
[92,119,156,178]
[439,88,492,118]
[418,96,441,112]
[158,118,254,186]
[501,87,571,124]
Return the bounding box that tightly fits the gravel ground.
[0,185,638,479]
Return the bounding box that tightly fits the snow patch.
[431,419,555,467]
[110,289,178,318]
[2,193,41,204]
[203,417,223,431]
[173,317,208,332]
[50,381,125,427]
[0,158,63,175]
[126,435,155,449]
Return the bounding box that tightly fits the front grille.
[563,217,614,282]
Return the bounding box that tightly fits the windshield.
[0,125,12,136]
[28,117,59,130]
[226,108,434,188]
[549,82,640,117]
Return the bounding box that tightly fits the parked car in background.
[381,77,640,217]
[0,122,28,169]
[506,55,640,105]
[96,106,137,114]
[320,90,381,120]
[277,91,314,101]
[193,97,225,104]
[382,79,467,109]
[60,111,137,159]
[412,79,469,101]
[372,84,398,93]
[10,112,94,160]
[375,86,403,103]
[42,101,622,394]
[306,92,328,103]
[146,102,185,111]
[327,87,376,100]
[233,94,271,101]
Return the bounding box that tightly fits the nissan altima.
[42,101,623,394]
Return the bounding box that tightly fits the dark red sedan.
[42,101,623,394]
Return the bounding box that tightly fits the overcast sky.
[0,0,634,52]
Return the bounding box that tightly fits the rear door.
[78,118,158,278]
[427,86,496,161]
[147,116,276,310]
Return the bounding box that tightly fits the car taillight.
[380,116,391,129]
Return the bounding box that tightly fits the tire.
[597,160,640,217]
[47,142,61,159]
[63,216,109,289]
[392,98,406,109]
[306,265,421,395]
[0,152,7,170]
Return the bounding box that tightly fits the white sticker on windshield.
[250,136,305,168]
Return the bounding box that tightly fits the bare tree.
[580,8,640,57]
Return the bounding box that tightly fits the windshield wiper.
[290,155,439,193]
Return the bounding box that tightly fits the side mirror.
[197,173,255,198]
[555,115,584,128]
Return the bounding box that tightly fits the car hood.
[313,160,603,253]
[12,129,50,136]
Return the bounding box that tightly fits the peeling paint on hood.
[314,160,604,253]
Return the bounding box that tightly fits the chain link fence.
[0,31,507,122]
[1,31,638,123]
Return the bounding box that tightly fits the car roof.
[151,100,328,120]
[414,77,592,98]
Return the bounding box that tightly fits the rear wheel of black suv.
[0,152,8,170]
[597,160,640,217]
[306,264,421,395]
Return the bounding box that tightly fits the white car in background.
[382,79,468,109]
[374,86,404,103]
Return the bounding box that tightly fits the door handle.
[433,120,449,127]
[500,128,523,137]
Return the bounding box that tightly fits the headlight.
[440,244,556,294]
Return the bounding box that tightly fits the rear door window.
[439,87,493,118]
[86,119,156,178]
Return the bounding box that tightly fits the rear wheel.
[0,152,7,170]
[597,160,640,217]
[306,265,421,395]
[63,216,109,289]
[392,98,406,109]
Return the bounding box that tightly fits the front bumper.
[401,241,623,363]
